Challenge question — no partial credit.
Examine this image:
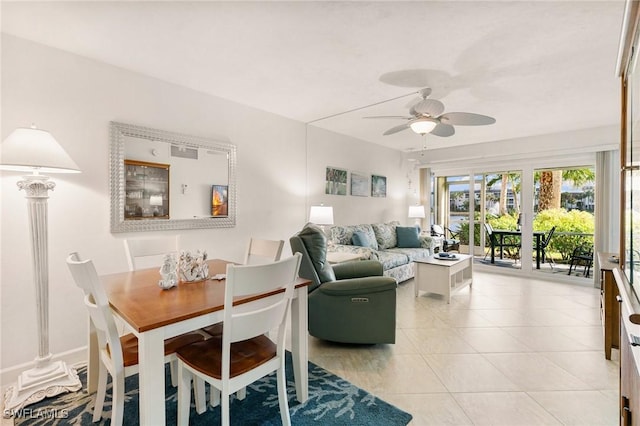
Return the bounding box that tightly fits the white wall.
[306,125,408,226]
[0,35,407,378]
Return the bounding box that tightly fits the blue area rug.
[12,352,412,425]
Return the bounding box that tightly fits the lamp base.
[3,360,81,415]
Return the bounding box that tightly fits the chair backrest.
[289,224,336,292]
[124,236,180,271]
[222,253,302,355]
[431,224,445,237]
[66,252,124,368]
[542,226,556,248]
[244,238,284,265]
[484,223,497,245]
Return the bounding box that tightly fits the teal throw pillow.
[352,231,374,248]
[396,226,421,248]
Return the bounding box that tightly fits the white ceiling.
[1,1,626,152]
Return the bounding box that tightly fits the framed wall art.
[350,172,369,197]
[371,174,387,198]
[211,184,229,217]
[325,167,347,195]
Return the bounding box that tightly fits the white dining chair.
[244,238,284,265]
[201,237,284,338]
[124,235,204,386]
[124,235,180,271]
[66,252,207,425]
[176,253,302,426]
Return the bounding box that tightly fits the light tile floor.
[308,271,619,425]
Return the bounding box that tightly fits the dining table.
[88,258,311,425]
[490,229,546,269]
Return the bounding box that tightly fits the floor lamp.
[1,126,82,412]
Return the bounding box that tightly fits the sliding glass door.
[431,164,595,280]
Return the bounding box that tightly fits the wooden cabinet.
[614,268,640,425]
[621,320,640,425]
[598,253,620,360]
[124,160,170,219]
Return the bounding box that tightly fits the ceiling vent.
[171,145,198,160]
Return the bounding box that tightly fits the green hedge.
[456,209,594,262]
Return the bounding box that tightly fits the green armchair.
[290,223,397,344]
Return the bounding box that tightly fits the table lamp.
[309,205,334,235]
[408,205,426,228]
[1,125,82,411]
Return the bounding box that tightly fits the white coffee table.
[326,252,364,264]
[414,254,473,303]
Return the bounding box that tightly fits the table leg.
[499,235,504,259]
[137,329,166,425]
[536,234,541,269]
[87,319,98,393]
[291,287,309,402]
[491,244,495,264]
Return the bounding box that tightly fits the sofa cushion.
[351,231,376,249]
[386,247,431,262]
[375,250,409,270]
[396,226,421,248]
[298,223,336,283]
[330,224,378,250]
[372,221,400,249]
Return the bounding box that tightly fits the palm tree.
[487,172,521,215]
[537,168,594,211]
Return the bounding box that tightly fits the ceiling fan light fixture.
[409,118,437,134]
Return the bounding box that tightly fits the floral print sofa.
[328,221,436,283]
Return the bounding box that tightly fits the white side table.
[326,252,364,264]
[414,254,473,303]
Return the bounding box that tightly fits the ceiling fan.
[365,88,496,137]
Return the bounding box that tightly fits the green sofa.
[290,223,397,344]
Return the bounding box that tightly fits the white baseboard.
[0,347,87,396]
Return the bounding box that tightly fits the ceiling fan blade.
[363,115,411,120]
[439,112,496,126]
[383,123,410,135]
[404,96,422,108]
[411,99,445,117]
[430,123,455,137]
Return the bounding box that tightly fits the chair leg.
[177,363,192,426]
[194,377,206,414]
[236,387,246,400]
[277,363,291,426]
[210,387,221,407]
[221,389,231,426]
[111,372,125,426]
[92,362,108,422]
[170,359,179,387]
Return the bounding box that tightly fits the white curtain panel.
[594,150,620,286]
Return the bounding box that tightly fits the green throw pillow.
[351,231,374,248]
[396,226,421,248]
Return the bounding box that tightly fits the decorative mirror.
[110,121,236,232]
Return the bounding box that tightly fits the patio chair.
[538,226,556,269]
[568,244,594,277]
[431,224,460,252]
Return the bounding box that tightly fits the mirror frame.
[110,121,237,232]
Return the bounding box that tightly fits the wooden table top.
[100,258,311,333]
[597,252,619,271]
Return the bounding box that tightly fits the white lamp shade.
[408,205,426,218]
[0,127,81,173]
[409,118,437,135]
[309,205,334,225]
[149,195,163,206]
